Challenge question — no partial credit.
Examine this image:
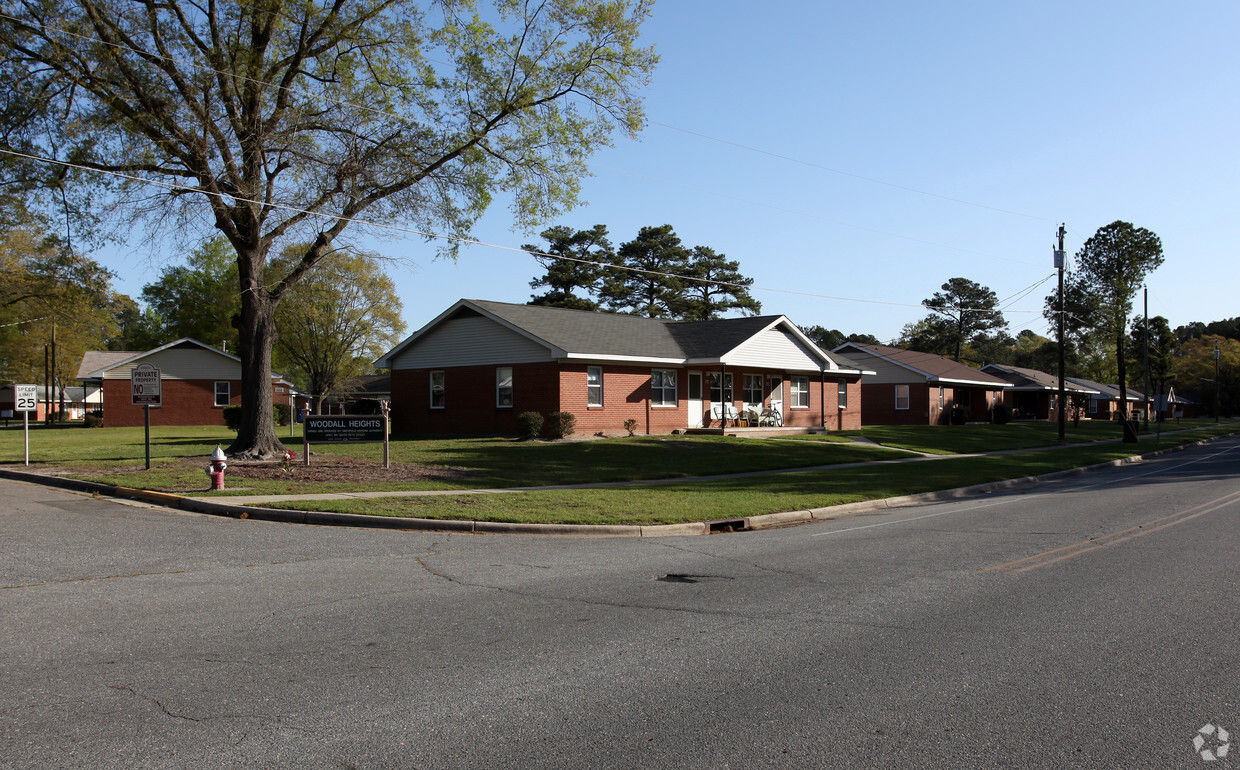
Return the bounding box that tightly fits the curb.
[2,430,1233,537]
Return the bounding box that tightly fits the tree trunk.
[226,250,286,459]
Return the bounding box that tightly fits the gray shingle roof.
[837,343,1011,386]
[982,364,1098,392]
[426,300,866,371]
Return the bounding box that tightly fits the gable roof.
[77,338,285,381]
[1064,377,1144,402]
[377,299,872,374]
[980,364,1098,393]
[833,342,1010,388]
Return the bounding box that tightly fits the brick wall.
[861,382,932,425]
[393,363,864,436]
[103,379,240,427]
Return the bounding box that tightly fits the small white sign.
[14,384,38,412]
[131,363,162,406]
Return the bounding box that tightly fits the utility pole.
[1055,224,1066,441]
[1142,287,1151,430]
[1216,342,1222,423]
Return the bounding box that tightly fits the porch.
[682,425,831,438]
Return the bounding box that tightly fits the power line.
[0,147,1048,315]
[4,8,1060,266]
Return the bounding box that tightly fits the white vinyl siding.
[728,328,824,370]
[790,376,810,408]
[651,370,677,407]
[895,384,911,410]
[102,347,244,380]
[496,367,513,407]
[392,316,551,369]
[213,381,230,407]
[430,371,445,408]
[587,366,603,407]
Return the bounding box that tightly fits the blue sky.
[103,1,1239,345]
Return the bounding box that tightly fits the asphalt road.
[3,436,1239,769]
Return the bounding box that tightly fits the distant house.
[76,338,299,427]
[979,364,1099,421]
[1063,377,1145,421]
[832,343,1010,425]
[320,374,391,415]
[375,299,873,436]
[0,385,100,421]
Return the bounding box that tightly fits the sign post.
[131,364,162,470]
[15,384,37,466]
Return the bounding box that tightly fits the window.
[895,384,911,410]
[709,372,733,403]
[214,381,230,407]
[939,387,945,409]
[838,378,848,409]
[430,371,445,409]
[651,369,677,407]
[496,367,513,407]
[742,374,764,406]
[587,366,603,407]
[1089,398,1098,414]
[790,376,809,408]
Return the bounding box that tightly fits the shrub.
[992,403,1012,425]
[517,411,544,440]
[273,403,291,426]
[549,411,576,438]
[222,405,243,431]
[623,418,638,437]
[950,405,969,425]
[83,413,104,428]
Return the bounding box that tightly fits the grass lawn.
[0,423,916,493]
[4,419,1234,526]
[259,425,1239,525]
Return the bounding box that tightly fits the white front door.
[687,371,704,428]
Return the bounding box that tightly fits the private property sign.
[131,363,162,406]
[303,414,390,469]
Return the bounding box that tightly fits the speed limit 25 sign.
[14,384,38,412]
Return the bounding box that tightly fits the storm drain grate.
[707,518,750,534]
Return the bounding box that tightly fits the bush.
[83,413,104,428]
[517,411,544,440]
[992,403,1013,425]
[549,411,576,438]
[950,405,969,425]
[222,404,243,431]
[273,403,291,426]
[623,418,638,437]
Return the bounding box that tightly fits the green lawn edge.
[257,426,1238,526]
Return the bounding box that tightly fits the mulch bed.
[205,455,475,484]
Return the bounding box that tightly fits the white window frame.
[742,374,763,407]
[587,366,603,407]
[214,381,230,407]
[837,378,848,409]
[790,376,810,409]
[430,370,445,409]
[651,369,677,407]
[496,367,513,408]
[709,372,733,404]
[895,384,911,411]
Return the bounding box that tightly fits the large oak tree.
[0,0,656,457]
